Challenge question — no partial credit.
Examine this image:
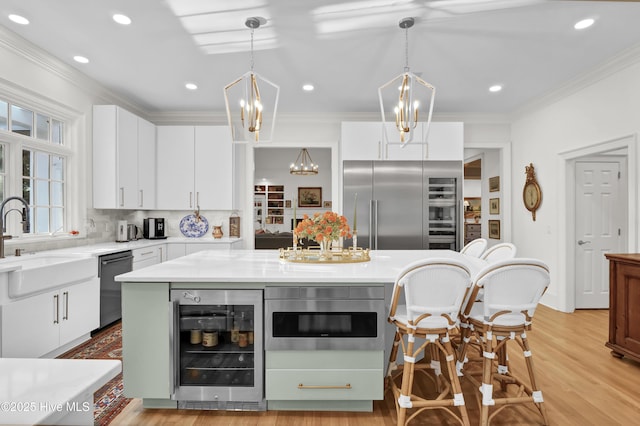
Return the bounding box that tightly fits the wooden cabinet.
[93,105,156,209]
[341,121,463,161]
[604,254,640,363]
[464,223,481,245]
[1,278,100,358]
[156,126,234,210]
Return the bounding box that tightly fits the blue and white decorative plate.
[179,214,209,238]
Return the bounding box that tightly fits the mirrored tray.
[279,246,370,264]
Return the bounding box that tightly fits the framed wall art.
[489,198,500,215]
[488,220,501,239]
[489,176,500,192]
[298,187,322,207]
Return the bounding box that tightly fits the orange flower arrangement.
[294,211,353,244]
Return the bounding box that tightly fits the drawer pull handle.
[298,383,352,390]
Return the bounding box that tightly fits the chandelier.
[290,148,318,175]
[224,17,279,143]
[378,17,435,145]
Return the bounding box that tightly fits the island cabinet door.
[121,283,171,398]
[265,350,384,400]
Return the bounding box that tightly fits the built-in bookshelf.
[255,185,284,225]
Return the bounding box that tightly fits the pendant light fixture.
[289,148,319,175]
[224,17,279,143]
[378,17,435,145]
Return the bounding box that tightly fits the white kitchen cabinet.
[137,117,157,209]
[341,121,463,162]
[156,126,234,210]
[341,122,384,161]
[1,278,99,358]
[424,121,463,161]
[93,105,156,209]
[132,245,164,270]
[166,240,242,260]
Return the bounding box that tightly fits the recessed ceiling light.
[113,14,132,25]
[489,85,502,93]
[185,83,198,90]
[302,84,314,92]
[73,56,89,64]
[8,14,29,25]
[574,18,595,30]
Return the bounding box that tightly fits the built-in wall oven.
[170,289,264,410]
[264,286,385,351]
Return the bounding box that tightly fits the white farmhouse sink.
[1,254,97,299]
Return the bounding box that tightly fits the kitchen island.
[116,249,485,412]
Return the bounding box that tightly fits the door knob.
[577,240,591,245]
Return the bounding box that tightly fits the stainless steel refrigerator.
[343,160,462,250]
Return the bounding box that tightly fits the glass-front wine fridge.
[170,289,264,410]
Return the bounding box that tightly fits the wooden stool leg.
[521,332,549,425]
[397,332,416,426]
[480,330,495,426]
[456,323,471,376]
[441,336,471,426]
[387,329,401,379]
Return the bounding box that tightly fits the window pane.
[11,105,33,137]
[22,150,33,177]
[35,207,49,233]
[22,178,33,204]
[52,182,63,206]
[52,119,63,144]
[0,100,7,131]
[0,144,4,173]
[36,180,49,205]
[51,208,63,233]
[51,156,63,180]
[36,113,50,141]
[35,152,49,178]
[0,176,3,201]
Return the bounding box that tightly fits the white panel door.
[424,122,463,161]
[59,279,100,346]
[116,107,139,208]
[1,290,59,358]
[384,123,423,160]
[194,126,234,210]
[137,117,156,209]
[575,161,623,308]
[341,122,383,161]
[156,126,195,210]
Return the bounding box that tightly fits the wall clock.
[523,163,541,221]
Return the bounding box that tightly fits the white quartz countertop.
[116,249,487,283]
[0,236,243,260]
[0,358,121,425]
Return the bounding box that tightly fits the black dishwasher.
[99,251,133,328]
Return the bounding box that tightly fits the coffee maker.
[143,218,167,239]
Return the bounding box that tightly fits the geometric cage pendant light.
[378,17,435,145]
[224,17,280,143]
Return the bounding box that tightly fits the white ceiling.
[2,0,640,115]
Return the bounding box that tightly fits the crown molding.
[511,41,640,121]
[0,25,148,118]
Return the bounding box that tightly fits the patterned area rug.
[57,322,131,425]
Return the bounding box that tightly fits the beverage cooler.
[170,289,264,410]
[425,177,460,250]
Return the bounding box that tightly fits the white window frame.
[0,86,83,242]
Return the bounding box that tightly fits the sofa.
[254,231,318,249]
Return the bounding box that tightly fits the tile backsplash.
[3,209,242,254]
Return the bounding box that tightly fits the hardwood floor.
[112,306,640,425]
